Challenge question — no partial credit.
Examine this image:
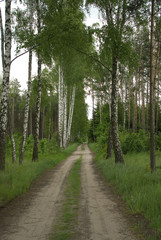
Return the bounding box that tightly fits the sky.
[0,2,102,118]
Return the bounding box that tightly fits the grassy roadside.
[89,143,161,239]
[50,158,81,240]
[0,144,78,206]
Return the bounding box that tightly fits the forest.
[0,0,161,238]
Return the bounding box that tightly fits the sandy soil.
[0,145,138,240]
[77,144,137,240]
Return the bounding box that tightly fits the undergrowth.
[0,143,78,206]
[50,158,81,240]
[89,143,161,239]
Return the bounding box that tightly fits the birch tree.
[58,65,64,147]
[19,0,34,164]
[32,0,42,161]
[0,0,12,170]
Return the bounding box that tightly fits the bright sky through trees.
[0,2,101,90]
[0,2,101,119]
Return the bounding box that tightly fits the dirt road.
[0,145,138,240]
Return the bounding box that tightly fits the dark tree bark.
[150,0,155,172]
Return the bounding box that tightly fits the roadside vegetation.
[89,143,161,239]
[0,137,78,206]
[50,158,81,240]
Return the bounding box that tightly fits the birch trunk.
[123,80,127,129]
[128,74,131,132]
[133,73,138,132]
[0,8,4,72]
[111,57,124,164]
[58,65,64,147]
[141,75,145,130]
[106,123,113,159]
[28,108,33,135]
[66,85,76,146]
[19,0,33,164]
[63,85,67,148]
[106,86,112,159]
[32,55,42,161]
[9,97,16,163]
[19,50,32,164]
[32,0,42,161]
[0,0,11,170]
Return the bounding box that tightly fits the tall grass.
[0,144,78,206]
[89,143,161,238]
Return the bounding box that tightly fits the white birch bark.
[32,0,42,161]
[0,0,12,170]
[19,50,32,164]
[63,85,67,148]
[58,65,64,147]
[0,8,4,72]
[66,85,76,145]
[10,96,16,163]
[19,0,33,164]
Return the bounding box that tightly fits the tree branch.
[10,46,35,65]
[71,46,112,74]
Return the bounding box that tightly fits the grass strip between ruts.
[49,157,82,240]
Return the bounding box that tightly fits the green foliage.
[90,143,161,238]
[155,133,161,151]
[121,130,150,154]
[39,135,60,154]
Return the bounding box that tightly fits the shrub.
[122,130,149,154]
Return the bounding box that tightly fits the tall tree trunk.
[106,85,112,158]
[150,0,155,172]
[63,85,67,148]
[28,108,32,135]
[66,85,76,146]
[123,80,127,129]
[32,55,42,161]
[128,74,131,132]
[146,79,149,132]
[111,57,124,164]
[8,97,16,163]
[141,75,145,130]
[156,71,160,134]
[19,0,33,164]
[155,36,160,134]
[106,123,113,159]
[0,8,4,71]
[0,0,11,171]
[133,72,138,132]
[58,65,64,147]
[92,81,95,142]
[32,0,42,161]
[19,50,32,164]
